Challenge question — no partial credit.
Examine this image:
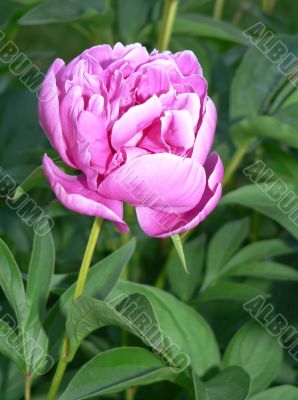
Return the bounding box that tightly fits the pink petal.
[99,153,206,213]
[192,98,217,164]
[43,155,128,232]
[111,95,162,150]
[136,153,223,237]
[173,50,203,76]
[136,67,171,102]
[38,59,76,168]
[163,110,195,152]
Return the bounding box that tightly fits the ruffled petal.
[136,152,223,237]
[38,59,76,168]
[99,153,206,213]
[111,95,162,150]
[173,50,203,76]
[192,98,217,164]
[43,155,128,232]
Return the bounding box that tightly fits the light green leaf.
[59,347,174,400]
[230,115,298,150]
[44,239,136,360]
[226,261,298,281]
[108,280,220,377]
[223,322,283,394]
[249,385,298,400]
[167,235,206,301]
[221,185,298,240]
[0,240,26,324]
[202,219,249,290]
[171,235,189,274]
[173,14,248,45]
[19,0,106,25]
[66,294,162,361]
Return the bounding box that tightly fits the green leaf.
[194,366,250,400]
[0,240,26,324]
[196,282,269,303]
[221,185,298,240]
[25,220,55,320]
[226,261,298,281]
[19,0,106,25]
[59,347,174,400]
[66,294,162,361]
[230,35,298,120]
[21,221,55,374]
[202,219,249,290]
[173,14,248,45]
[0,320,26,373]
[230,115,298,150]
[108,280,220,376]
[249,385,298,400]
[12,165,46,202]
[44,239,136,360]
[171,235,189,274]
[167,235,206,301]
[223,239,296,271]
[222,322,283,395]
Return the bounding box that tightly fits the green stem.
[157,0,179,52]
[223,142,250,187]
[213,0,225,20]
[25,372,31,400]
[47,218,102,400]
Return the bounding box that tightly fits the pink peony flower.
[39,43,223,237]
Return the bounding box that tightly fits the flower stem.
[47,217,102,400]
[213,0,225,20]
[25,372,31,400]
[157,0,179,52]
[223,142,251,187]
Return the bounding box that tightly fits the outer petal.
[111,95,162,150]
[99,153,206,213]
[191,98,217,164]
[136,152,223,237]
[43,155,128,232]
[38,59,76,168]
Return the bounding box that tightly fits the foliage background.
[0,0,297,399]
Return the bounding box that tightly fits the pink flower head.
[39,43,223,237]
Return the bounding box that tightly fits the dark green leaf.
[0,320,26,373]
[202,219,249,290]
[173,14,248,45]
[226,261,298,281]
[0,240,26,324]
[19,0,106,25]
[223,322,283,394]
[44,239,136,360]
[197,282,269,303]
[60,348,174,400]
[193,366,250,400]
[223,239,296,271]
[66,294,162,361]
[109,281,220,376]
[221,185,298,240]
